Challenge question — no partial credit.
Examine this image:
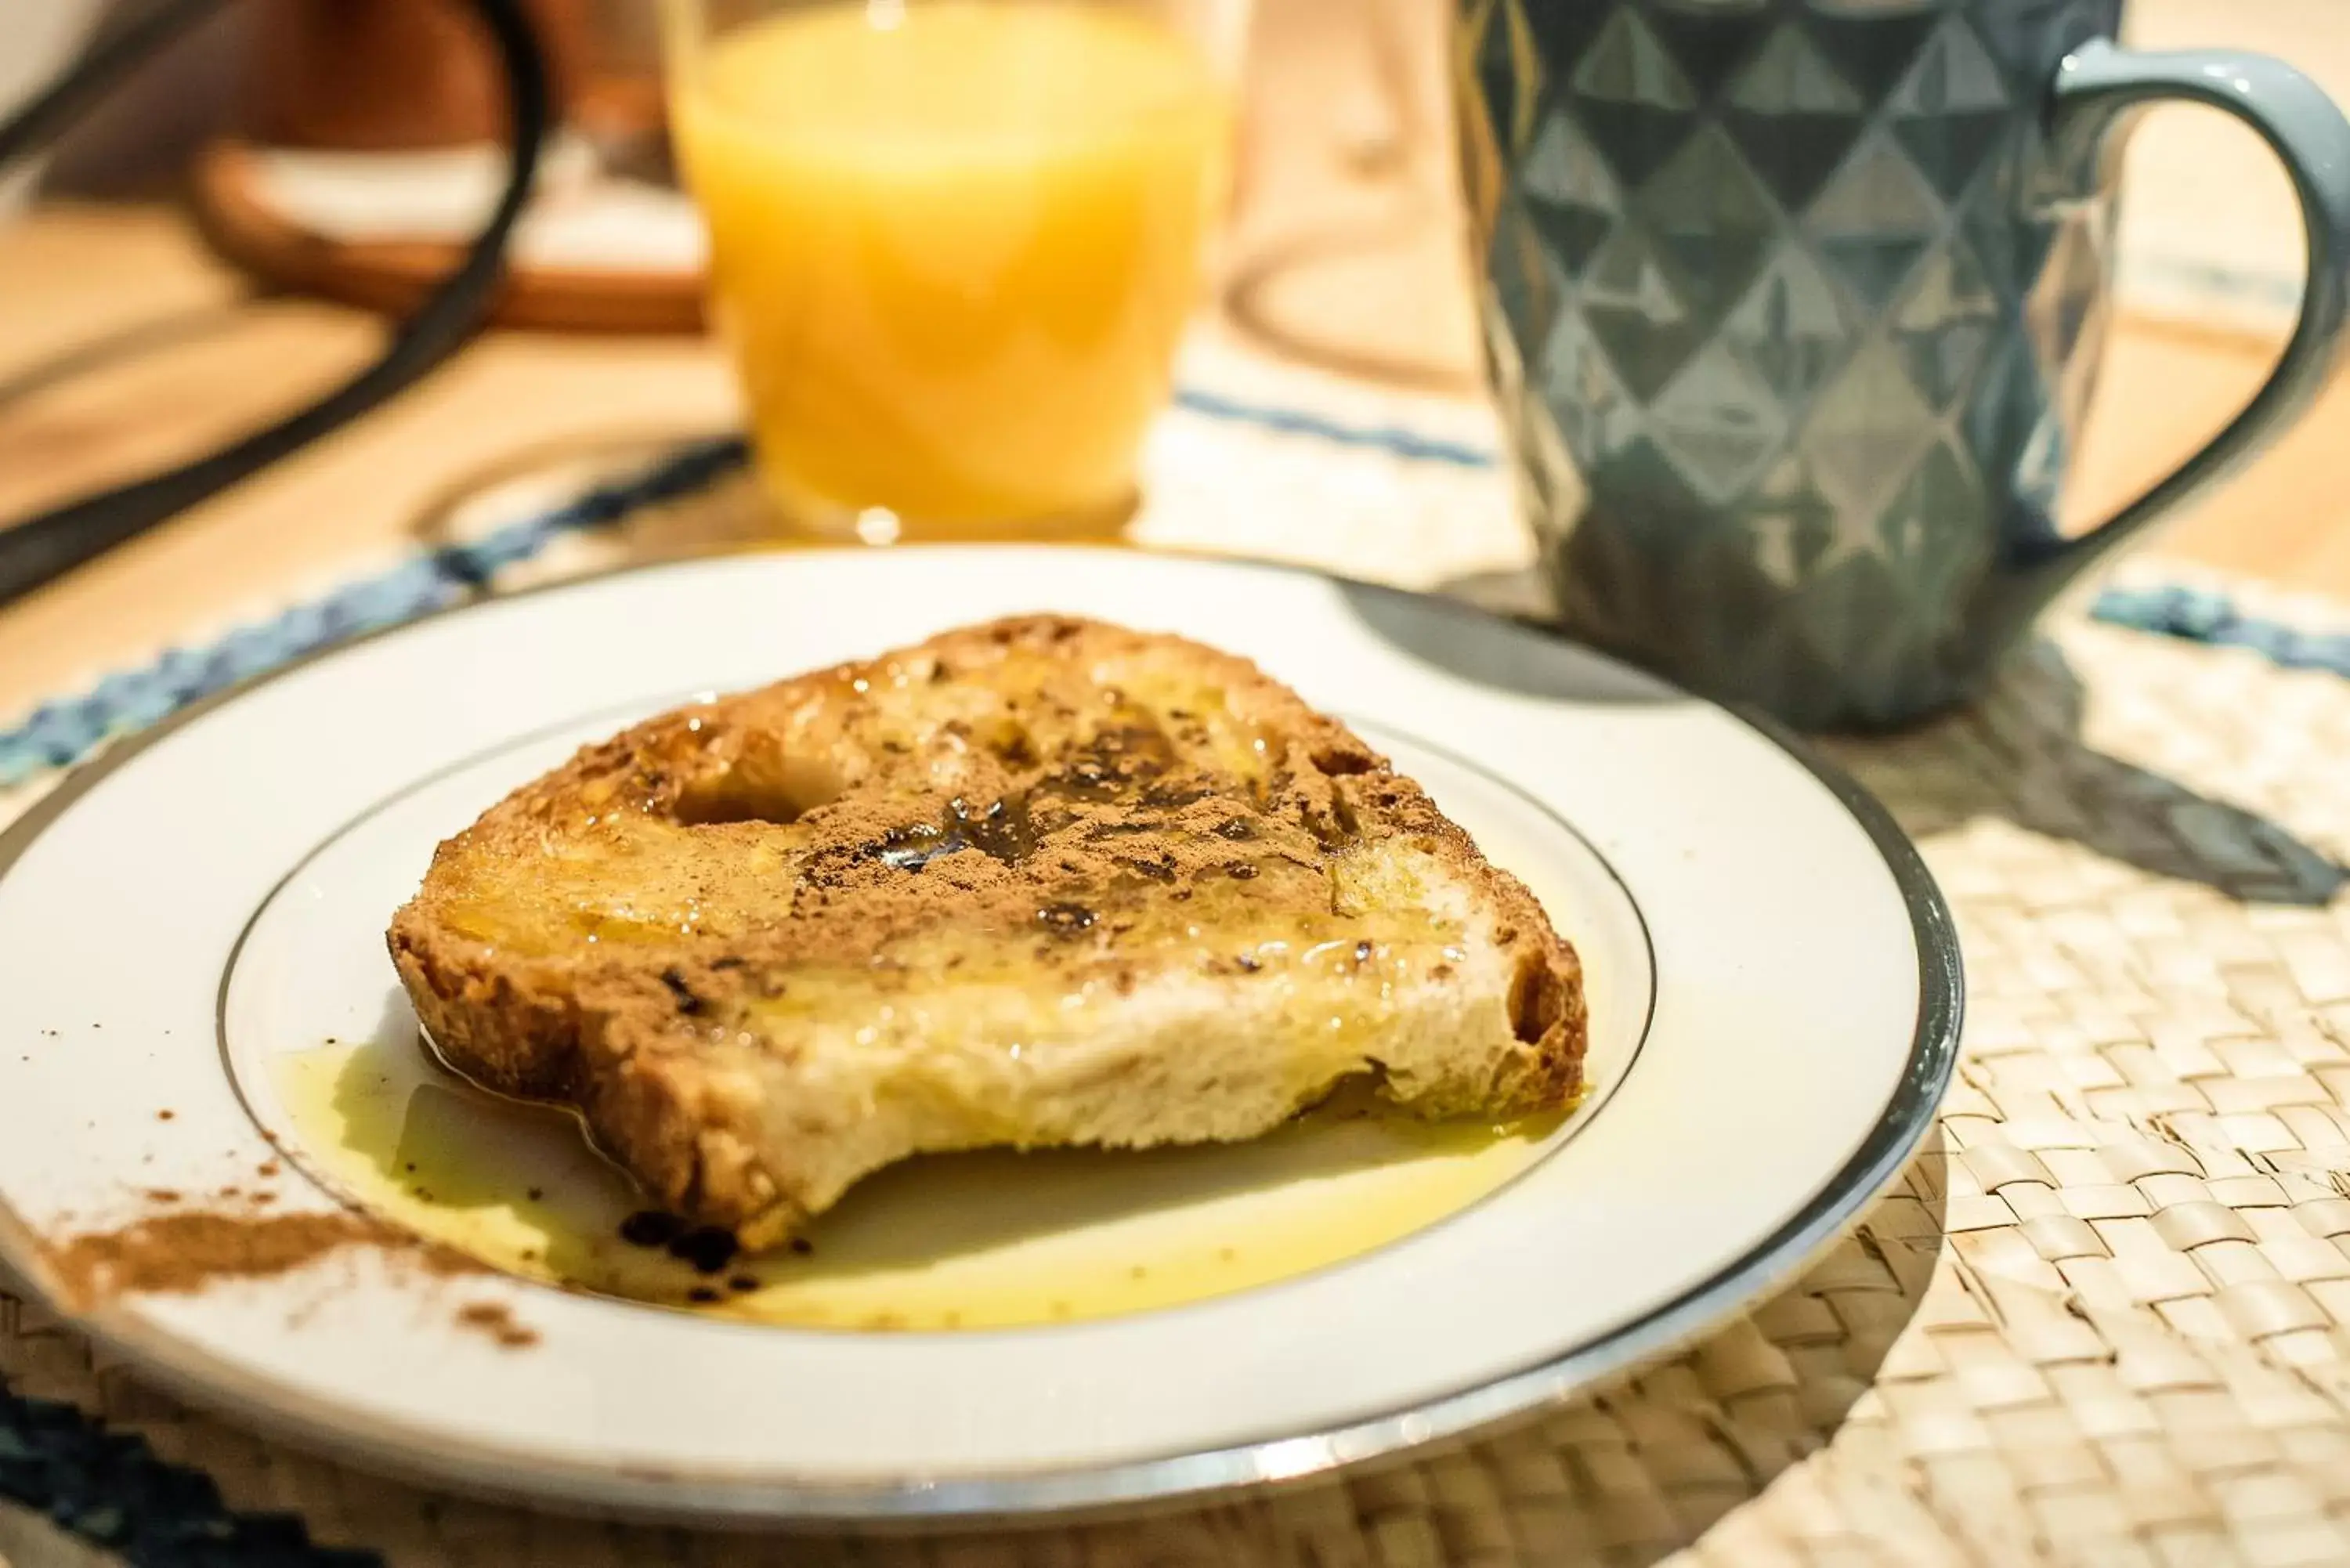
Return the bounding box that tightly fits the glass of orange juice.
[663,0,1240,542]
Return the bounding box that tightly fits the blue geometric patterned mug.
[1458,0,2350,728]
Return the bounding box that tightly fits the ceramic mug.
[1458,0,2350,729]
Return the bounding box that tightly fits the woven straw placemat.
[9,388,2350,1566]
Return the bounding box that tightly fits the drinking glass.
[663,0,1242,542]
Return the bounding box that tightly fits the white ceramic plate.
[0,547,1958,1524]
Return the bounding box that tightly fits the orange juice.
[671,1,1231,533]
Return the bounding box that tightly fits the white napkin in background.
[0,0,107,219]
[240,132,712,273]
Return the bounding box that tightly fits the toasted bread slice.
[389,616,1584,1247]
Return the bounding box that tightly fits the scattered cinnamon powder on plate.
[42,1208,479,1309]
[455,1300,540,1349]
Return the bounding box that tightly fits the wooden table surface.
[5,0,2350,723]
[1,0,2347,721]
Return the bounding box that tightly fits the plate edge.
[0,545,1965,1527]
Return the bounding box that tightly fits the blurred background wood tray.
[190,138,703,335]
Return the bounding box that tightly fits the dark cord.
[0,0,551,610]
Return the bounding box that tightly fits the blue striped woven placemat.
[2,385,2347,1568]
[4,399,2345,793]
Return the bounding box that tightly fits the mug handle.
[2030,40,2350,576]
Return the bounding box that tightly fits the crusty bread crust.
[389,616,1585,1245]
